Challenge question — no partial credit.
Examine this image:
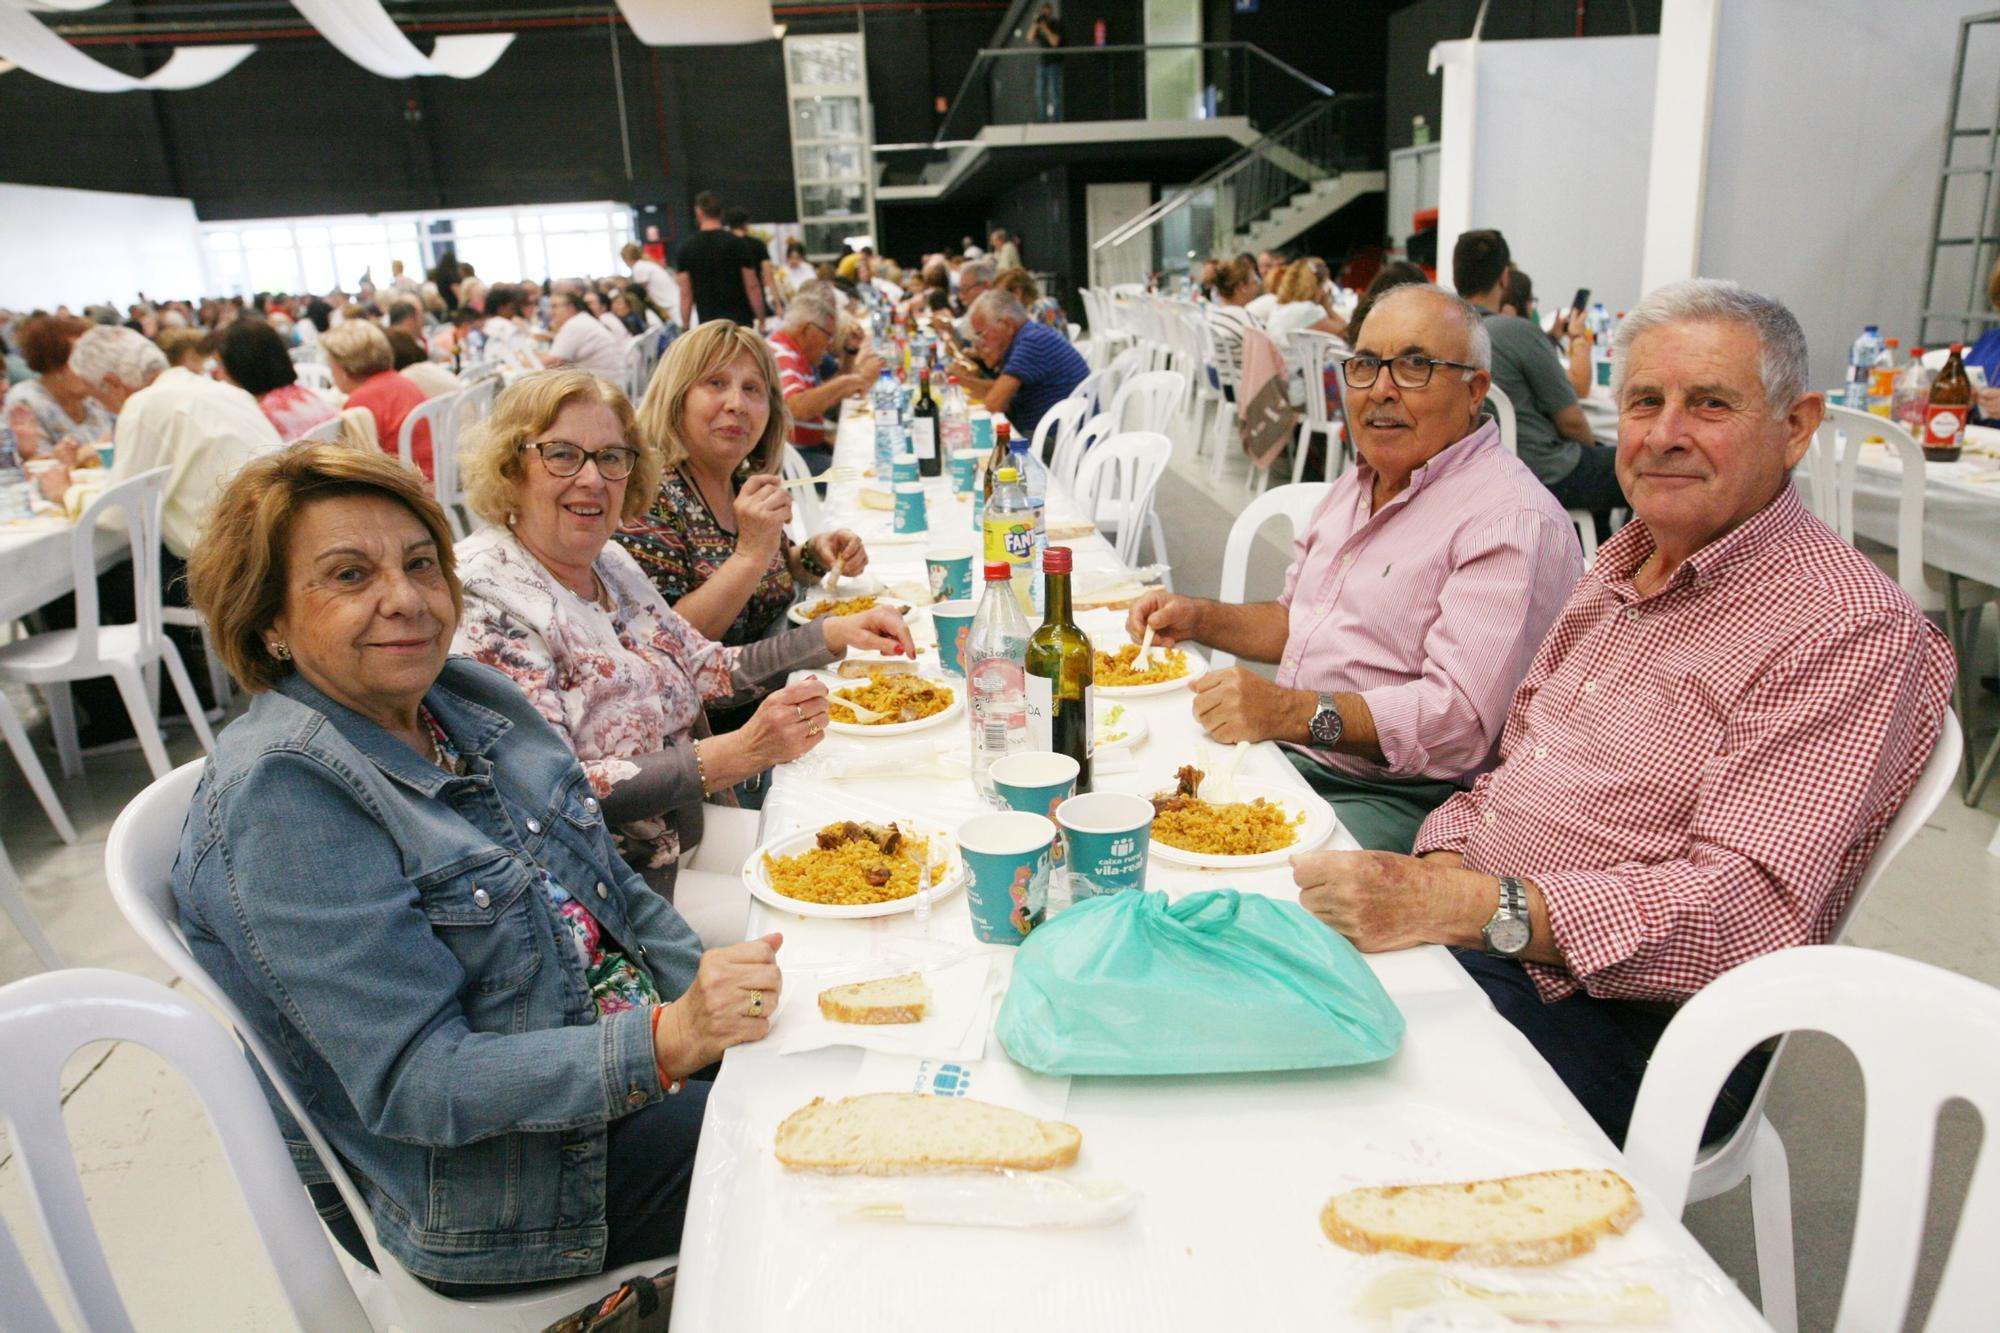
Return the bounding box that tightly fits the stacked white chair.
[1106,369,1187,440]
[1030,397,1091,474]
[1073,431,1173,580]
[1211,483,1331,671]
[0,967,374,1330]
[106,762,676,1332]
[398,390,462,534]
[624,330,661,401]
[1289,330,1348,485]
[1050,410,1116,496]
[0,468,215,782]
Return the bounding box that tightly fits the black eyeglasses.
[520,441,640,481]
[1339,353,1482,391]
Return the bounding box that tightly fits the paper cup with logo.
[96,444,115,469]
[1056,792,1153,901]
[950,447,981,494]
[929,599,977,675]
[970,410,995,452]
[925,546,974,602]
[990,751,1080,822]
[957,810,1055,944]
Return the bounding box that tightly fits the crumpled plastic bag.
[995,889,1404,1075]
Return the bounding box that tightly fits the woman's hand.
[738,676,831,769]
[652,932,784,1080]
[823,605,915,659]
[1562,309,1590,346]
[811,529,868,578]
[1978,385,2000,419]
[34,462,72,504]
[732,472,793,558]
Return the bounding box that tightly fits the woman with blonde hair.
[616,320,869,651]
[993,265,1065,328]
[320,317,433,478]
[1266,258,1348,344]
[452,367,911,943]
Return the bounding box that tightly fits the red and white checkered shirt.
[1414,485,1955,1004]
[767,329,829,449]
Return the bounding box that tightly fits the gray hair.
[960,257,998,288]
[71,325,168,391]
[783,287,839,333]
[1612,279,1809,417]
[969,288,1027,327]
[1366,283,1491,372]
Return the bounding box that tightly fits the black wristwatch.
[1482,876,1531,957]
[1306,692,1343,747]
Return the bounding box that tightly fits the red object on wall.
[1093,19,1106,45]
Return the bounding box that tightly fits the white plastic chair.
[1106,369,1187,441]
[294,362,336,392]
[294,415,345,444]
[1200,316,1247,483]
[0,688,76,845]
[1210,483,1331,671]
[106,761,674,1332]
[623,330,660,401]
[1289,330,1348,485]
[1050,410,1115,498]
[780,444,824,543]
[0,468,215,781]
[1030,396,1090,472]
[1,837,61,970]
[1625,940,2000,1333]
[1067,368,1109,419]
[1073,431,1172,575]
[1485,382,1604,565]
[0,966,373,1331]
[1099,345,1146,418]
[397,388,458,478]
[1630,710,1962,1333]
[157,604,232,710]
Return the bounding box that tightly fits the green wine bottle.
[1025,545,1092,791]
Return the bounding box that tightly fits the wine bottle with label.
[911,367,942,477]
[1025,545,1092,791]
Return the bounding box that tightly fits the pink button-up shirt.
[1276,417,1582,783]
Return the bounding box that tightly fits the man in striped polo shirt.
[768,285,879,476]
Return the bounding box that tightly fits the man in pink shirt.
[1290,280,1954,1144]
[1128,285,1582,851]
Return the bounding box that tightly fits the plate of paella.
[1090,641,1207,697]
[1143,764,1335,869]
[744,818,966,919]
[789,591,909,626]
[821,670,963,736]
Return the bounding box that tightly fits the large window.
[199,203,631,297]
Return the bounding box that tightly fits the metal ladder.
[1919,8,2000,347]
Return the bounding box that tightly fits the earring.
[270,640,291,661]
[507,512,517,527]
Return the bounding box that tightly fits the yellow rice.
[762,828,936,906]
[830,673,954,725]
[799,594,879,620]
[1094,642,1190,686]
[1150,797,1304,856]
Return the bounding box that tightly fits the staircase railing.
[1091,92,1381,257]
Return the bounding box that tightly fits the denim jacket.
[172,657,704,1285]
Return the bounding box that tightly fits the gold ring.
[795,704,805,723]
[746,990,767,1018]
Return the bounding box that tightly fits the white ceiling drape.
[287,0,513,79]
[614,0,775,46]
[0,5,251,91]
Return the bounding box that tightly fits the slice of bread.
[775,1093,1082,1174]
[818,972,931,1024]
[1319,1168,1641,1266]
[835,656,919,678]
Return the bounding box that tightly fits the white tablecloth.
[0,515,129,623]
[670,411,1769,1331]
[1849,444,2000,589]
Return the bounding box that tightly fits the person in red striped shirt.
[1291,280,1956,1145]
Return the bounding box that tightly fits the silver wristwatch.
[1307,692,1343,747]
[1482,876,1531,957]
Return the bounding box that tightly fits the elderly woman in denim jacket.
[450,369,913,948]
[173,443,770,1295]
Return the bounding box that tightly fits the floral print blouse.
[614,467,800,647]
[4,379,114,459]
[452,527,832,890]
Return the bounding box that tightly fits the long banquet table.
[670,408,1771,1330]
[0,512,129,624]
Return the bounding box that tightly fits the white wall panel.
[0,184,204,310]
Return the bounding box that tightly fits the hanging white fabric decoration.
[287,0,512,79]
[615,0,775,47]
[0,5,251,92]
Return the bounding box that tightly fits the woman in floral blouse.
[453,369,914,946]
[3,315,115,461]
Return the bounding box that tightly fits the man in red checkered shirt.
[1291,280,1955,1145]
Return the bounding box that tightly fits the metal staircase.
[1091,93,1383,261]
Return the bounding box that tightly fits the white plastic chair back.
[1107,369,1186,437]
[1073,431,1173,568]
[1816,405,1930,607]
[294,416,344,444]
[1,836,62,970]
[1031,396,1091,472]
[294,362,336,392]
[61,467,171,674]
[397,388,458,478]
[1051,410,1115,495]
[0,967,372,1332]
[429,388,474,539]
[624,331,659,401]
[1211,482,1331,670]
[779,445,823,543]
[0,668,77,848]
[1101,344,1146,409]
[104,762,673,1332]
[1068,369,1108,418]
[1483,380,1519,455]
[1625,941,2000,1333]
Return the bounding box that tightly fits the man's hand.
[1124,589,1203,647]
[1978,385,2000,419]
[1292,850,1493,953]
[812,529,868,577]
[1188,667,1312,745]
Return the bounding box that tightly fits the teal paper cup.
[894,482,928,535]
[925,546,974,602]
[950,448,981,494]
[957,811,1055,944]
[1056,792,1153,901]
[970,411,994,452]
[96,444,115,468]
[990,752,1079,820]
[930,599,976,675]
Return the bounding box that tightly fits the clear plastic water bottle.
[871,369,900,477]
[941,375,973,459]
[1891,348,1935,438]
[1006,435,1049,615]
[967,559,1033,801]
[1586,302,1613,348]
[1847,325,1883,409]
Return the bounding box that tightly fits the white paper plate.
[1092,644,1208,697]
[821,673,964,736]
[788,593,907,626]
[1145,780,1335,869]
[1093,701,1149,750]
[743,821,966,919]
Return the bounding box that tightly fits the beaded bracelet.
[692,737,712,796]
[650,1005,684,1096]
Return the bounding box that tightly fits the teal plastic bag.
[995,889,1404,1075]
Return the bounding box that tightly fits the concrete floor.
[1,444,1996,1330]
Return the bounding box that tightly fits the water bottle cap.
[983,561,1012,580]
[996,466,1019,481]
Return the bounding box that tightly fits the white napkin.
[774,949,997,1059]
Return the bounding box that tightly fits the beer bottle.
[1923,343,1971,464]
